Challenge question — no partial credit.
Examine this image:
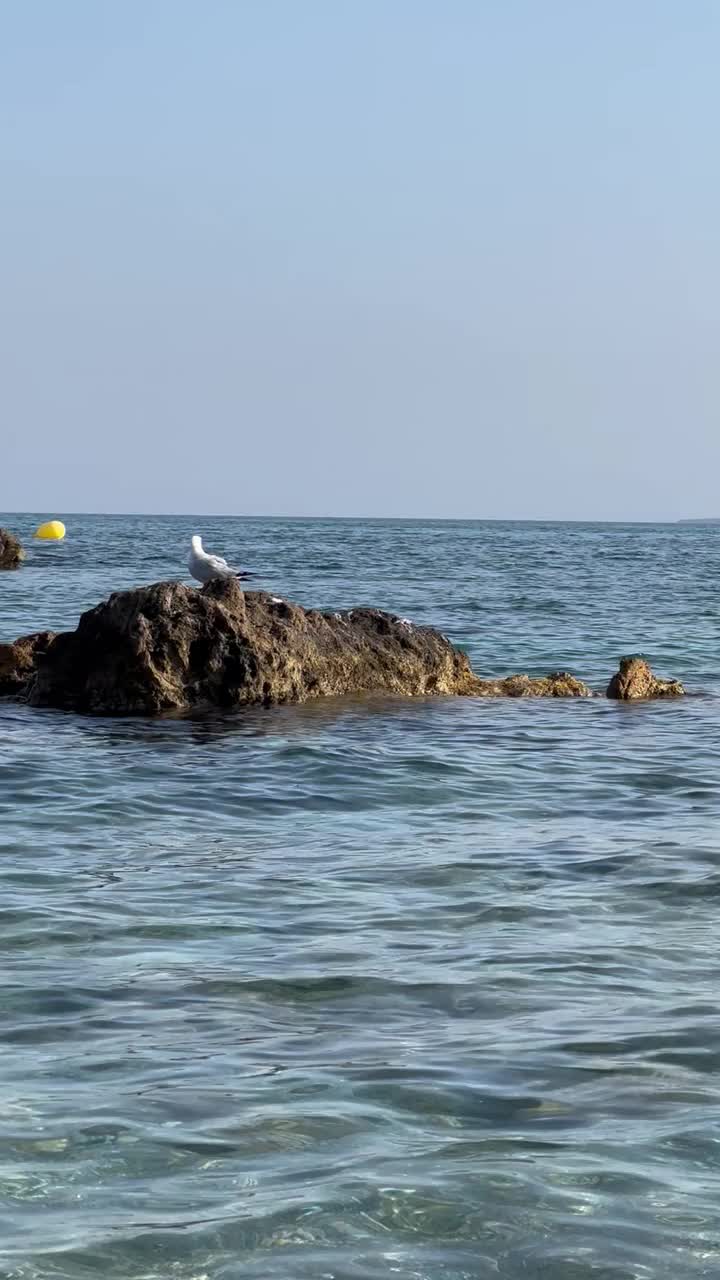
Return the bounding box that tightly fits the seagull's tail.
[236,571,256,580]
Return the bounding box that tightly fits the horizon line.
[0,509,710,525]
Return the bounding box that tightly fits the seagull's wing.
[205,552,234,576]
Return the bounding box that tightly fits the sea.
[1,514,720,1280]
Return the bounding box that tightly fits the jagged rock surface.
[28,579,485,715]
[606,656,684,700]
[472,672,593,698]
[0,581,686,715]
[0,632,56,695]
[0,528,24,569]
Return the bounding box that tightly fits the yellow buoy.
[35,520,66,541]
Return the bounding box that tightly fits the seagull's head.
[191,535,203,552]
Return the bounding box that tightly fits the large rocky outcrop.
[0,632,56,695]
[0,528,24,569]
[606,655,684,700]
[28,579,487,714]
[0,579,685,715]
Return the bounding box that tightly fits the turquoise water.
[2,516,720,1280]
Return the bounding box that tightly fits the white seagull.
[188,535,254,585]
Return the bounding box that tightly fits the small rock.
[606,655,684,700]
[0,632,56,695]
[471,671,593,698]
[0,528,25,569]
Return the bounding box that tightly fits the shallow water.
[1,516,720,1279]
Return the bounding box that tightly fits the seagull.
[188,535,254,585]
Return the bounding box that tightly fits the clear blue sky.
[2,1,718,519]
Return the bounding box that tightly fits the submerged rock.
[473,672,593,698]
[606,656,684,700]
[0,528,25,569]
[0,632,56,695]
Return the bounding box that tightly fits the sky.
[1,0,719,520]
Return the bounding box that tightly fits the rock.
[7,580,685,715]
[0,632,56,696]
[473,671,593,698]
[0,528,25,569]
[28,579,487,715]
[606,656,684,700]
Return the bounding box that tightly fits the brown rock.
[0,528,25,569]
[28,579,485,715]
[8,580,682,716]
[0,632,56,695]
[606,655,684,700]
[472,671,593,698]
